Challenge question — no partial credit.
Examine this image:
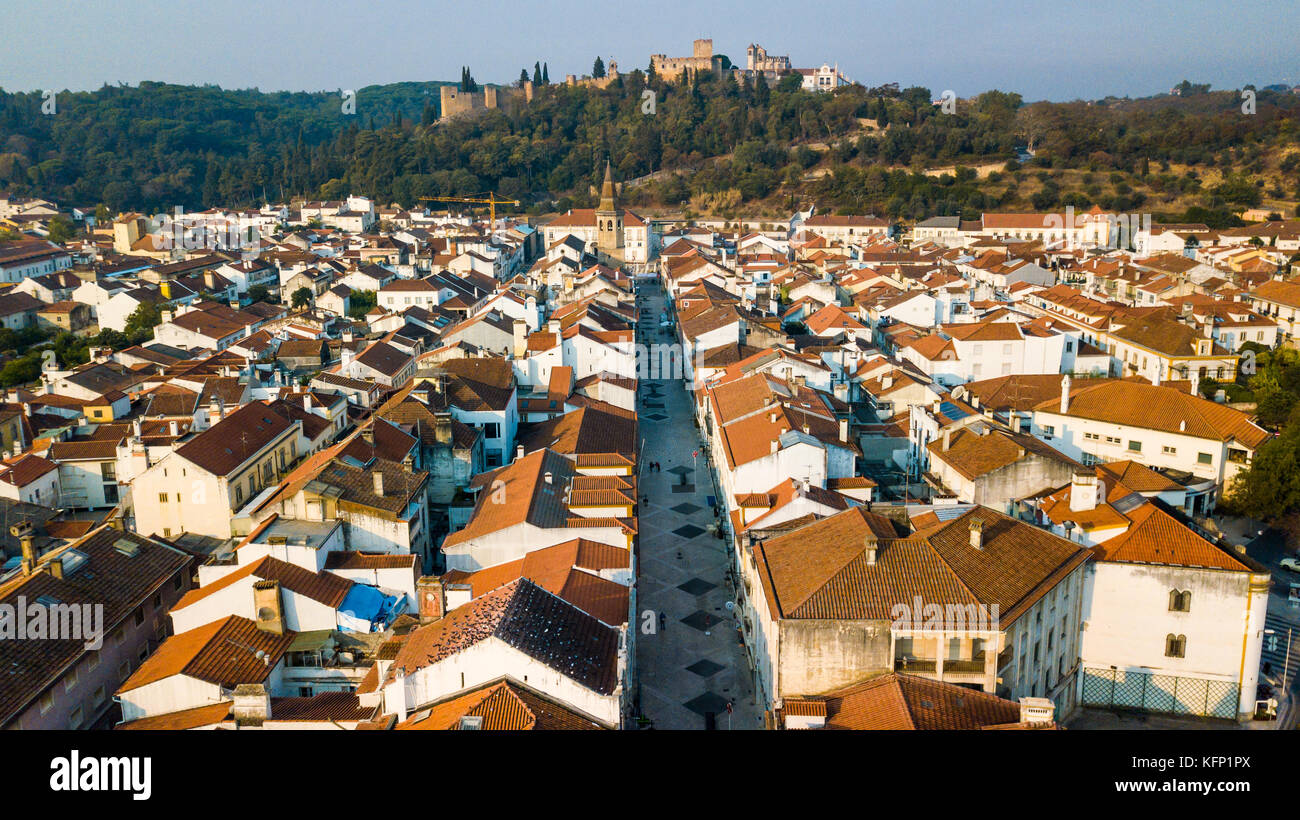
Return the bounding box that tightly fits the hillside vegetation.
[1,72,1297,224]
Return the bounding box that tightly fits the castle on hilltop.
[648,38,851,91]
[439,82,534,122]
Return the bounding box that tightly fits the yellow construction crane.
[418,193,520,227]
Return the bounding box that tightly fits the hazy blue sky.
[4,0,1297,101]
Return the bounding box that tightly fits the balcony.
[943,656,988,674]
[894,657,936,673]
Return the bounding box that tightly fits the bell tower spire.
[596,158,623,256]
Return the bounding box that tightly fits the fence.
[1080,667,1239,719]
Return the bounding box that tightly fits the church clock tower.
[595,160,624,257]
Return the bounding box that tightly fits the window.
[1002,343,1013,356]
[100,462,116,480]
[133,609,144,627]
[1042,425,1055,438]
[1084,432,1099,441]
[1169,589,1191,612]
[1165,634,1187,658]
[158,492,169,503]
[1197,452,1213,465]
[39,692,54,714]
[1065,341,1074,352]
[69,706,84,729]
[92,686,106,708]
[1162,445,1177,455]
[1128,440,1142,452]
[482,422,501,439]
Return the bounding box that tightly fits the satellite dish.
[724,601,735,611]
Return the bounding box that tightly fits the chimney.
[49,557,64,580]
[943,429,952,451]
[512,318,528,359]
[543,471,554,485]
[253,579,285,635]
[168,419,179,437]
[1059,374,1071,414]
[547,318,561,334]
[371,469,384,497]
[232,683,271,726]
[132,418,143,439]
[1018,696,1055,726]
[839,417,849,443]
[1070,472,1101,512]
[434,411,453,444]
[881,374,894,390]
[770,439,779,454]
[14,523,36,575]
[864,533,878,565]
[969,518,984,550]
[416,576,446,621]
[1012,414,1024,434]
[302,394,312,413]
[516,444,525,460]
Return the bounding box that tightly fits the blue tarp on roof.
[337,585,406,633]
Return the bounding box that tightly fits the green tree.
[46,215,76,243]
[593,57,606,79]
[124,301,162,344]
[1226,406,1300,522]
[291,286,313,310]
[0,357,40,388]
[347,289,376,319]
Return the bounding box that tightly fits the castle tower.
[596,160,623,256]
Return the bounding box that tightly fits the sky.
[3,0,1297,101]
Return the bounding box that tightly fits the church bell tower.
[596,159,624,256]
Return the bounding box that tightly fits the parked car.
[1280,557,1300,573]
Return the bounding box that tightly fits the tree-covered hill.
[1,71,1297,223]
